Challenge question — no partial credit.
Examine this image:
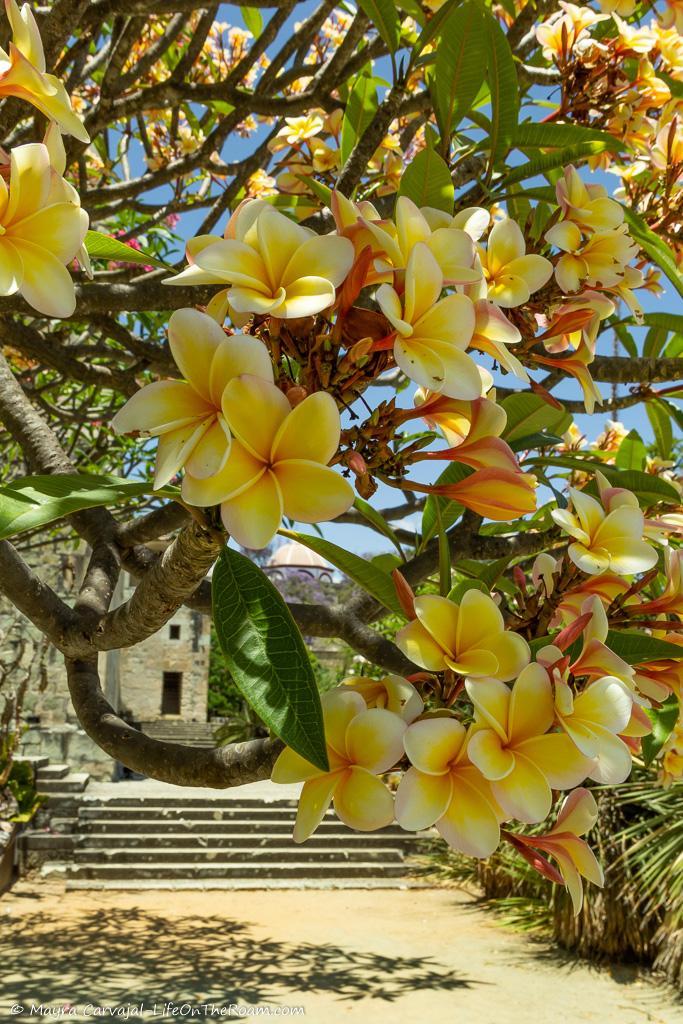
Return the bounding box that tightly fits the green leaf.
[420,462,469,546]
[497,142,618,189]
[447,578,489,603]
[622,207,683,301]
[431,0,486,142]
[615,429,647,471]
[435,504,451,597]
[84,230,172,270]
[212,547,328,772]
[297,175,332,207]
[398,147,454,213]
[279,529,404,617]
[0,473,179,541]
[482,9,519,170]
[530,458,681,505]
[357,0,401,53]
[501,393,571,442]
[642,696,679,767]
[507,431,564,452]
[240,6,263,36]
[456,555,512,588]
[340,71,380,167]
[641,312,683,334]
[411,0,456,56]
[646,400,674,461]
[353,497,404,558]
[514,121,624,151]
[606,631,683,665]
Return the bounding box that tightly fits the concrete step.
[78,798,299,812]
[15,755,50,770]
[76,818,408,836]
[65,878,424,891]
[67,861,410,880]
[73,832,419,850]
[38,772,90,794]
[35,763,71,782]
[73,846,406,864]
[19,832,75,852]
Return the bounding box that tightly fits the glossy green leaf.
[340,71,380,167]
[497,142,618,189]
[483,9,518,169]
[606,631,683,665]
[357,0,401,53]
[431,0,486,142]
[642,696,680,767]
[514,121,623,151]
[279,529,404,617]
[240,6,263,36]
[615,429,647,471]
[398,147,454,212]
[501,393,571,442]
[622,207,683,300]
[84,230,171,270]
[353,497,404,558]
[447,578,489,604]
[410,0,456,56]
[646,400,674,461]
[0,473,179,541]
[641,312,683,334]
[212,547,328,772]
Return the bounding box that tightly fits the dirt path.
[1,881,680,1024]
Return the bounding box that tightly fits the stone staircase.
[138,721,217,747]
[19,781,427,890]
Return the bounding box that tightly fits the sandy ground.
[1,880,681,1024]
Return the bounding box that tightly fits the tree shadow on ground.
[1,906,479,1006]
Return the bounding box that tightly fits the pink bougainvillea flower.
[182,375,354,548]
[551,481,658,575]
[112,309,273,488]
[339,675,424,722]
[466,665,594,823]
[511,788,604,913]
[376,243,482,400]
[0,0,89,142]
[271,688,406,842]
[0,142,88,317]
[396,590,530,680]
[395,717,503,858]
[167,201,354,319]
[477,218,553,308]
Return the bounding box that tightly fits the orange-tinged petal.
[222,375,290,460]
[436,775,501,857]
[293,771,342,843]
[333,766,395,831]
[395,767,453,831]
[182,437,264,506]
[154,418,213,488]
[508,663,554,743]
[491,754,552,823]
[275,461,354,523]
[403,717,466,775]
[467,728,515,780]
[344,708,406,772]
[219,469,283,548]
[184,416,231,479]
[395,618,447,672]
[552,847,585,915]
[271,391,340,464]
[552,788,597,837]
[112,381,213,437]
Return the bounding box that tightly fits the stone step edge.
[65,879,430,891]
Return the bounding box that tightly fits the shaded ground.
[1,881,680,1023]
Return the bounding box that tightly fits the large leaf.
[212,547,328,772]
[431,0,486,142]
[410,0,456,56]
[514,121,624,151]
[279,529,404,617]
[642,696,680,767]
[357,0,401,53]
[84,230,171,270]
[622,207,683,301]
[0,473,178,541]
[483,9,518,169]
[646,399,674,460]
[606,631,683,665]
[497,142,618,189]
[530,458,681,504]
[420,462,469,545]
[398,147,454,213]
[501,393,571,442]
[340,70,380,167]
[615,429,647,471]
[352,497,405,558]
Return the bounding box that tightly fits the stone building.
[1,542,211,779]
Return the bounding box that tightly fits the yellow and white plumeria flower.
[477,218,553,308]
[272,688,406,842]
[166,202,354,320]
[395,590,530,680]
[395,716,503,858]
[0,0,89,142]
[182,375,354,548]
[554,673,634,784]
[376,242,482,400]
[0,142,88,317]
[466,665,594,823]
[551,482,658,575]
[113,309,274,488]
[339,675,424,722]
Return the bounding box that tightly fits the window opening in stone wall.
[161,671,182,715]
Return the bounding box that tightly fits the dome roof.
[268,541,331,570]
